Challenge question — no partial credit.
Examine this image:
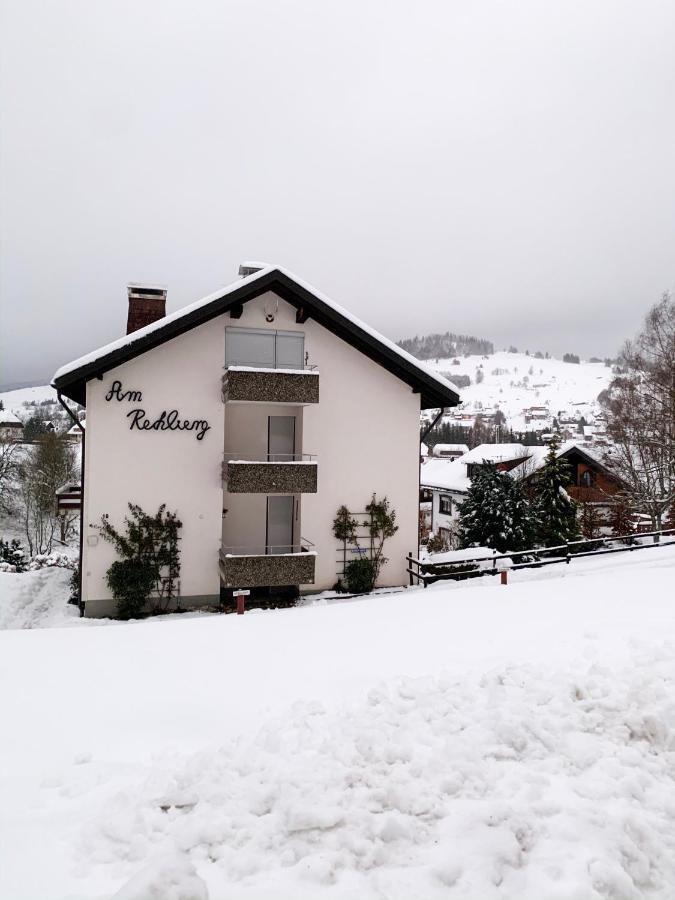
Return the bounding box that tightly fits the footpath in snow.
[2,548,675,899]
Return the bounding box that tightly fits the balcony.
[223,452,318,494]
[222,366,319,405]
[219,541,316,588]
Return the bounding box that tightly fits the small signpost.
[234,589,251,615]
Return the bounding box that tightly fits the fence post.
[500,570,508,586]
[566,543,571,564]
[408,552,414,586]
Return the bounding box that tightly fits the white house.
[52,264,459,616]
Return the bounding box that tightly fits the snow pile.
[80,651,675,899]
[111,855,209,900]
[0,568,78,629]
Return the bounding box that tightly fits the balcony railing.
[223,452,318,493]
[222,366,319,404]
[219,540,316,587]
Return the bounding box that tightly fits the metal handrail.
[223,451,317,463]
[221,538,315,557]
[223,364,319,372]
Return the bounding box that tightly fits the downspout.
[418,407,447,557]
[57,390,85,617]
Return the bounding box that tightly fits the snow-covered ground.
[2,547,675,899]
[425,351,612,433]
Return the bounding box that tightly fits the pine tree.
[533,439,581,546]
[458,463,537,553]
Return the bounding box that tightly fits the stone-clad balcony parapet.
[222,366,319,405]
[219,545,316,587]
[223,455,318,494]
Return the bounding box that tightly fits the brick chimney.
[126,283,167,335]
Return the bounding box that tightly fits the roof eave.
[53,269,460,410]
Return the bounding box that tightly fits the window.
[439,494,453,515]
[225,327,305,369]
[580,469,596,488]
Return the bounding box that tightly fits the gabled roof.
[52,266,460,409]
[510,441,621,482]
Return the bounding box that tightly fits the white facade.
[73,280,446,616]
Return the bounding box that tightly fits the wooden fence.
[407,528,675,588]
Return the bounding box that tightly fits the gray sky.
[2,0,675,386]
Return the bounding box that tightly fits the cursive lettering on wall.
[105,380,143,403]
[127,409,211,441]
[104,380,211,442]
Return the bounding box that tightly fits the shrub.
[0,538,26,572]
[106,558,158,620]
[426,532,449,554]
[344,557,378,593]
[95,504,182,618]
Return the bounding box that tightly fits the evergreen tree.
[533,439,581,546]
[458,463,537,553]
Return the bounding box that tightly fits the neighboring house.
[66,420,85,443]
[421,444,531,541]
[52,264,459,617]
[431,443,469,459]
[512,441,624,515]
[0,411,23,441]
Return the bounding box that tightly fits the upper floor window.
[439,494,453,515]
[580,469,596,488]
[225,327,305,370]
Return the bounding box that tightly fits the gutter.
[56,390,85,617]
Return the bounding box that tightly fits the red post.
[236,592,245,615]
[500,570,508,586]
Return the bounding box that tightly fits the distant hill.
[398,331,494,360]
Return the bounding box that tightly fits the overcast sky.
[1,0,674,386]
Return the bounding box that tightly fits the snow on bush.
[0,551,75,573]
[81,652,675,899]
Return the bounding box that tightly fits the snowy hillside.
[424,351,613,435]
[2,547,675,899]
[0,383,59,418]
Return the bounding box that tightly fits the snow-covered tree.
[533,439,581,546]
[458,463,537,553]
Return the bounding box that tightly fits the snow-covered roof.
[420,457,470,493]
[459,443,529,464]
[52,265,460,410]
[67,420,85,434]
[0,410,22,426]
[508,441,616,481]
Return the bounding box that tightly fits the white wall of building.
[82,291,420,614]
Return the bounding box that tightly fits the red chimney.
[126,283,167,335]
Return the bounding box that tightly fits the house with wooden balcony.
[52,263,459,616]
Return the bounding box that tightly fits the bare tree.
[601,293,675,530]
[19,433,78,555]
[0,435,21,516]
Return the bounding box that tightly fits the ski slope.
[1,546,675,899]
